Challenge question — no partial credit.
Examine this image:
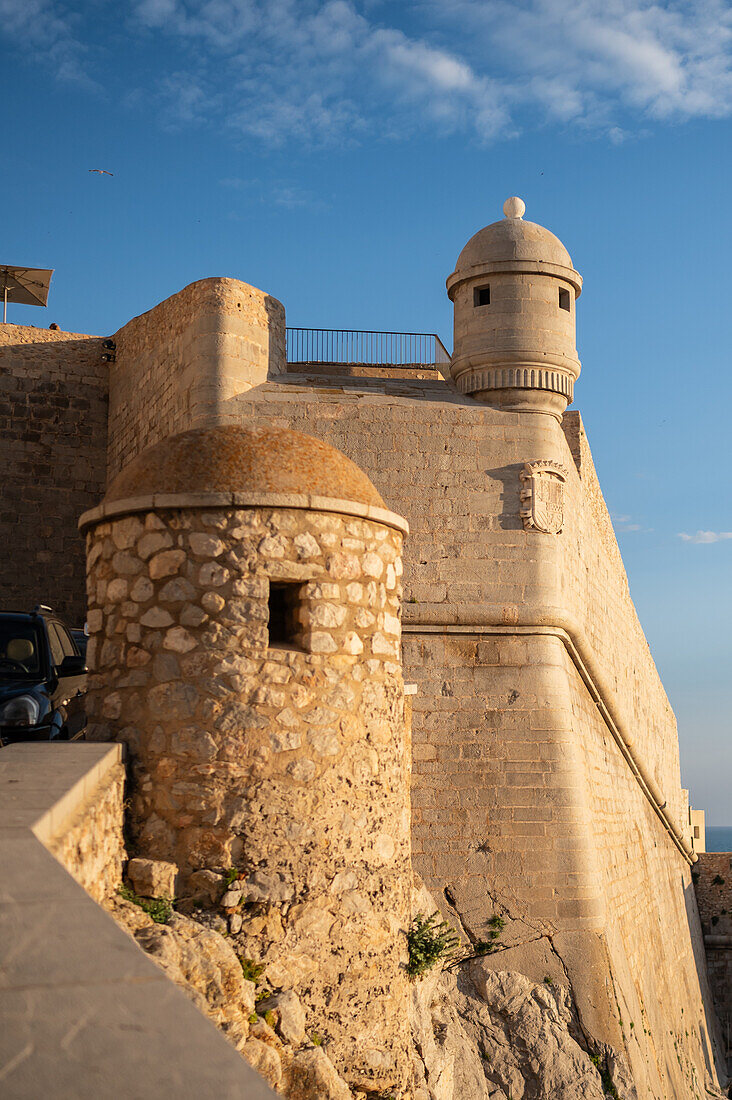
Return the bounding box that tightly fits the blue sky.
[2,0,731,821]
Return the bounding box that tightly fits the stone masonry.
[2,197,729,1097]
[80,424,413,1095]
[0,324,107,624]
[695,853,732,1075]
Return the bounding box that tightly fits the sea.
[705,826,732,852]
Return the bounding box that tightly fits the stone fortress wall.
[227,367,721,1098]
[695,853,732,1074]
[107,278,285,479]
[1,198,729,1097]
[0,324,108,624]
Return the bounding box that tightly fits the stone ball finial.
[503,196,526,219]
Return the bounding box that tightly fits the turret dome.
[449,197,581,300]
[446,198,583,420]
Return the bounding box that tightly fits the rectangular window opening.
[267,582,303,650]
[474,285,491,307]
[559,287,571,311]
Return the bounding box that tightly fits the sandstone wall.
[230,378,684,827]
[82,502,412,1094]
[48,756,126,904]
[107,279,285,480]
[0,324,107,624]
[566,649,721,1097]
[225,371,726,1094]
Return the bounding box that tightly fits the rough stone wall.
[107,279,285,480]
[0,324,107,624]
[83,504,411,1094]
[695,853,732,1073]
[47,759,126,904]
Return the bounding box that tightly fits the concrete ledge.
[79,491,409,536]
[0,744,275,1099]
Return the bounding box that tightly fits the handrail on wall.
[286,328,451,368]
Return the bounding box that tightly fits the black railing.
[286,328,450,369]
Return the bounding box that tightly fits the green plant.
[544,976,554,987]
[224,867,241,887]
[487,914,505,932]
[238,957,266,984]
[118,884,172,924]
[712,875,725,886]
[406,912,461,978]
[255,987,273,1004]
[310,1032,323,1046]
[590,1053,620,1098]
[248,1013,258,1024]
[264,1010,276,1029]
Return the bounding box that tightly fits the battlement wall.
[0,324,107,623]
[107,278,285,480]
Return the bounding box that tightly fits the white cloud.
[0,0,95,86]
[678,530,732,543]
[611,512,646,532]
[7,0,732,144]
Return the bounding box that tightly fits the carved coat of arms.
[519,461,568,534]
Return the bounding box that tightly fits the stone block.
[127,858,178,899]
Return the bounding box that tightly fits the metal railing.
[286,328,450,369]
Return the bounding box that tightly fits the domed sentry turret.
[447,197,583,419]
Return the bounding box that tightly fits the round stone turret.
[79,424,411,1093]
[447,197,583,418]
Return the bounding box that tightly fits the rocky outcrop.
[411,961,635,1100]
[106,891,355,1100]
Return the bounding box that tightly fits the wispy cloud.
[7,1,732,144]
[611,512,647,532]
[220,176,328,210]
[0,0,96,86]
[678,530,732,543]
[125,0,732,143]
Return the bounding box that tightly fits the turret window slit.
[268,581,303,649]
[474,285,491,307]
[559,287,571,311]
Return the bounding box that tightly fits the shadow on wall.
[0,333,108,624]
[485,465,526,530]
[264,294,286,378]
[681,876,728,1084]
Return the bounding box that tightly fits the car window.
[54,622,77,658]
[47,623,65,667]
[0,621,43,678]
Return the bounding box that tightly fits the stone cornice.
[79,491,409,536]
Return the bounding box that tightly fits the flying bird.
[89,169,114,176]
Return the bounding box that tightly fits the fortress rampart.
[107,278,285,478]
[1,199,728,1098]
[0,324,107,623]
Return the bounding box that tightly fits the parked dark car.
[0,607,87,745]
